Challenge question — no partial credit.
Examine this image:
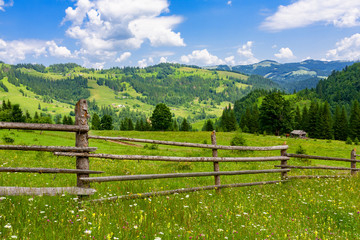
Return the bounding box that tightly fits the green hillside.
[0,62,279,127]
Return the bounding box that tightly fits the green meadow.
[0,130,360,239]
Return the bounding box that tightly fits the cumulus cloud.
[180,49,225,66]
[0,0,13,11]
[274,47,296,59]
[0,39,72,63]
[137,57,154,68]
[237,41,259,64]
[225,56,235,65]
[261,0,360,31]
[159,57,167,63]
[227,1,232,6]
[63,0,185,65]
[326,33,360,60]
[115,52,131,63]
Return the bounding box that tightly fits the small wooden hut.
[290,130,307,139]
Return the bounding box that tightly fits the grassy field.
[1,130,360,239]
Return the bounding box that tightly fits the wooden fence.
[0,99,99,196]
[0,99,358,201]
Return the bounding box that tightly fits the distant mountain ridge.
[212,59,357,92]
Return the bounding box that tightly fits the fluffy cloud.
[115,52,131,63]
[0,39,72,63]
[63,0,185,65]
[237,41,259,64]
[137,57,154,68]
[180,49,225,66]
[326,33,360,60]
[225,56,235,65]
[159,57,167,63]
[261,0,360,31]
[274,47,296,59]
[0,0,13,11]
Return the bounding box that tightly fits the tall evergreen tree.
[337,106,348,141]
[259,92,292,136]
[91,113,101,130]
[307,101,319,138]
[349,100,360,139]
[294,105,302,130]
[321,101,333,139]
[180,118,191,131]
[301,106,309,132]
[150,103,172,131]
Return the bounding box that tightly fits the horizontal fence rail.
[89,180,287,202]
[0,187,96,196]
[54,152,290,162]
[80,169,291,183]
[0,122,88,132]
[286,153,360,163]
[0,167,103,174]
[89,135,288,151]
[275,165,360,171]
[287,175,350,179]
[0,145,96,152]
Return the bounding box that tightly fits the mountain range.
[212,59,357,92]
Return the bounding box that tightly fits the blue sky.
[0,0,359,68]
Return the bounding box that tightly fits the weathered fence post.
[351,148,356,176]
[75,99,90,191]
[280,141,288,180]
[211,130,220,193]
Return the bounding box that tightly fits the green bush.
[230,135,246,146]
[354,137,359,145]
[346,137,353,145]
[2,136,15,143]
[144,144,159,150]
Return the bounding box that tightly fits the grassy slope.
[7,66,251,121]
[0,77,74,116]
[1,130,360,239]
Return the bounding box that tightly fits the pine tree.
[349,100,360,139]
[301,106,309,132]
[308,101,319,138]
[180,118,191,131]
[91,113,101,130]
[294,105,302,130]
[322,101,333,139]
[338,106,348,141]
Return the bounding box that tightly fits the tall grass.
[0,130,359,239]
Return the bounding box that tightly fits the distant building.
[290,130,307,139]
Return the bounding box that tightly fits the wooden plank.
[275,165,360,171]
[351,149,357,176]
[288,175,350,179]
[80,169,291,183]
[0,145,96,152]
[286,153,360,163]
[0,167,103,174]
[75,99,90,189]
[54,152,290,162]
[0,122,88,132]
[89,135,288,151]
[88,180,286,202]
[211,131,220,193]
[0,187,96,196]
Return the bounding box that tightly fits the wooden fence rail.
[0,122,88,132]
[88,135,289,151]
[80,169,291,183]
[54,152,290,162]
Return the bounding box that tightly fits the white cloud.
[0,0,13,11]
[46,41,73,58]
[227,1,232,6]
[159,57,167,63]
[138,58,148,68]
[326,33,360,60]
[115,52,131,63]
[237,41,259,64]
[261,0,360,31]
[274,47,296,59]
[0,39,72,63]
[180,49,225,66]
[63,0,185,66]
[225,56,235,65]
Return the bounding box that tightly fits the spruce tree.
[338,106,348,141]
[91,113,101,130]
[301,105,309,132]
[349,100,360,139]
[322,101,333,139]
[294,105,302,130]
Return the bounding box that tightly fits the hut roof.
[291,130,307,135]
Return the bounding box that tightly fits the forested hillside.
[0,62,279,129]
[233,62,360,141]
